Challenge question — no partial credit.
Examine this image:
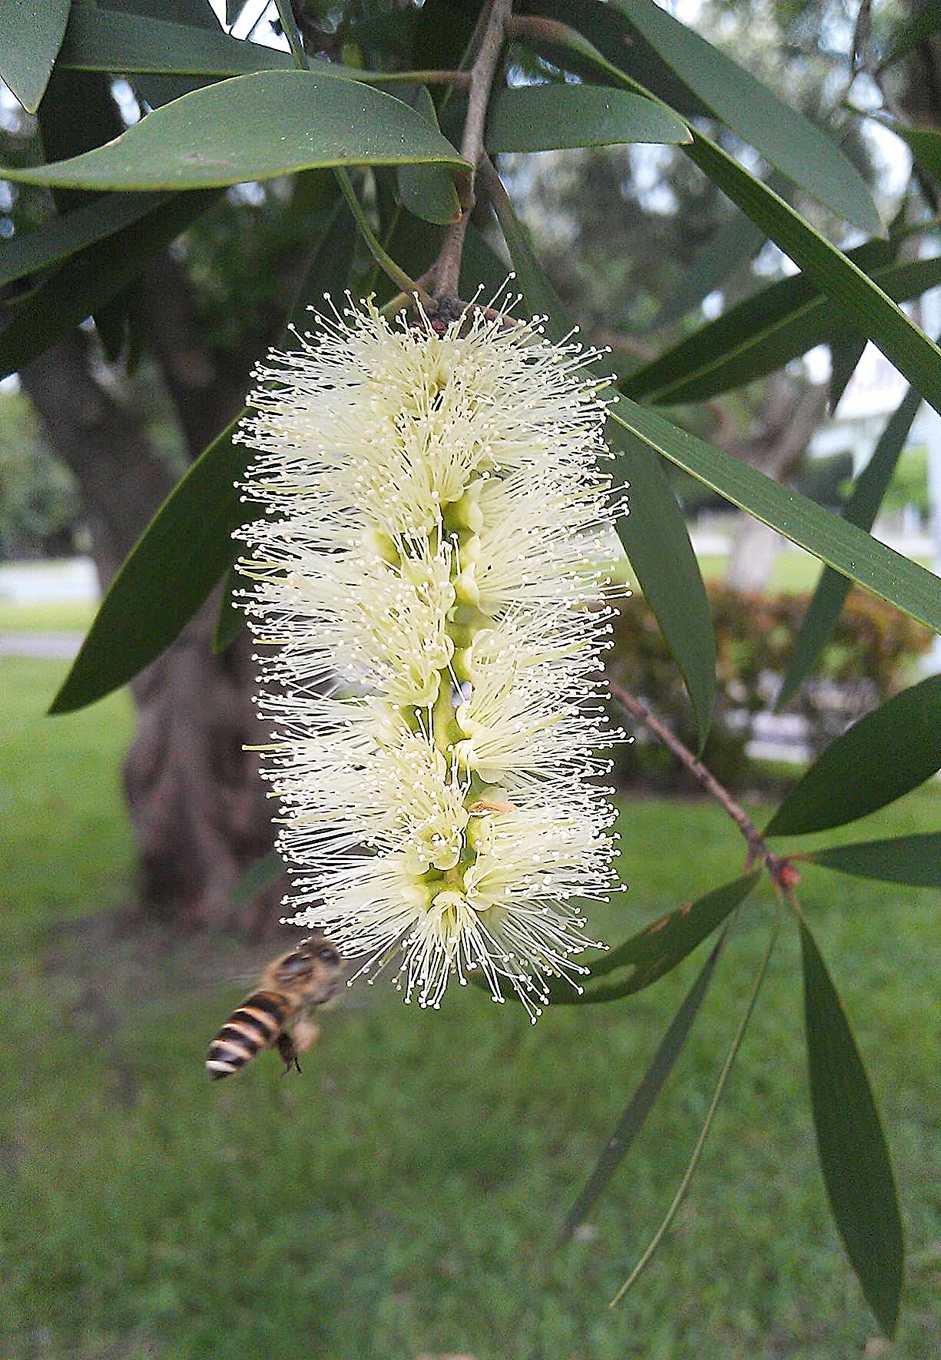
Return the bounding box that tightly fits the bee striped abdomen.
[206,990,289,1081]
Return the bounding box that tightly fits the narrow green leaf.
[573,873,759,1002]
[397,86,461,225]
[610,914,780,1307]
[683,133,941,421]
[213,567,243,654]
[607,394,941,635]
[35,66,143,351]
[58,6,296,77]
[528,19,941,424]
[777,386,923,707]
[0,189,171,291]
[57,5,454,87]
[649,210,764,330]
[488,176,716,746]
[50,411,249,715]
[485,84,689,153]
[828,335,868,414]
[0,0,72,112]
[610,0,880,234]
[50,198,357,714]
[623,240,916,405]
[591,873,759,977]
[231,850,284,907]
[0,191,218,381]
[1,70,469,192]
[557,932,724,1246]
[523,0,735,120]
[800,921,903,1336]
[805,833,941,887]
[766,675,941,836]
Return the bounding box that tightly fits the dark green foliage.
[0,0,71,112]
[608,585,933,792]
[801,921,904,1335]
[766,675,941,836]
[779,386,925,706]
[806,833,941,887]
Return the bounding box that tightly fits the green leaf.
[521,0,725,120]
[1,70,470,191]
[800,920,903,1336]
[58,5,295,77]
[485,84,690,152]
[557,932,724,1246]
[50,411,250,715]
[0,0,72,112]
[682,133,941,421]
[0,189,175,290]
[805,833,941,887]
[558,873,759,1005]
[528,18,941,424]
[610,914,780,1307]
[0,191,218,381]
[624,240,929,406]
[765,675,941,837]
[213,567,243,654]
[777,386,923,707]
[649,210,764,330]
[608,393,941,635]
[487,173,716,746]
[828,335,868,414]
[35,66,145,350]
[610,0,880,234]
[56,5,442,88]
[397,87,461,225]
[51,197,357,713]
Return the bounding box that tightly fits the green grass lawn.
[1,656,939,1360]
[0,599,96,633]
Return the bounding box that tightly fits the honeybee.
[206,938,343,1081]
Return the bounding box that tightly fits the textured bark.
[21,326,278,933]
[123,600,277,932]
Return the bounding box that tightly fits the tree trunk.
[124,601,278,932]
[21,329,279,933]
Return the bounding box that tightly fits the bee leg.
[276,1030,302,1075]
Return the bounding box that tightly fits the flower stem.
[273,0,308,70]
[433,0,515,298]
[334,169,429,303]
[607,680,791,886]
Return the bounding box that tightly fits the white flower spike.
[236,294,625,1020]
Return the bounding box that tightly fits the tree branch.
[608,679,797,891]
[433,0,514,299]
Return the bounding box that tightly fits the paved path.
[0,632,83,659]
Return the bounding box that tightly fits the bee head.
[272,937,343,1002]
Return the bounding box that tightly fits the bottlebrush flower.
[236,295,624,1020]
